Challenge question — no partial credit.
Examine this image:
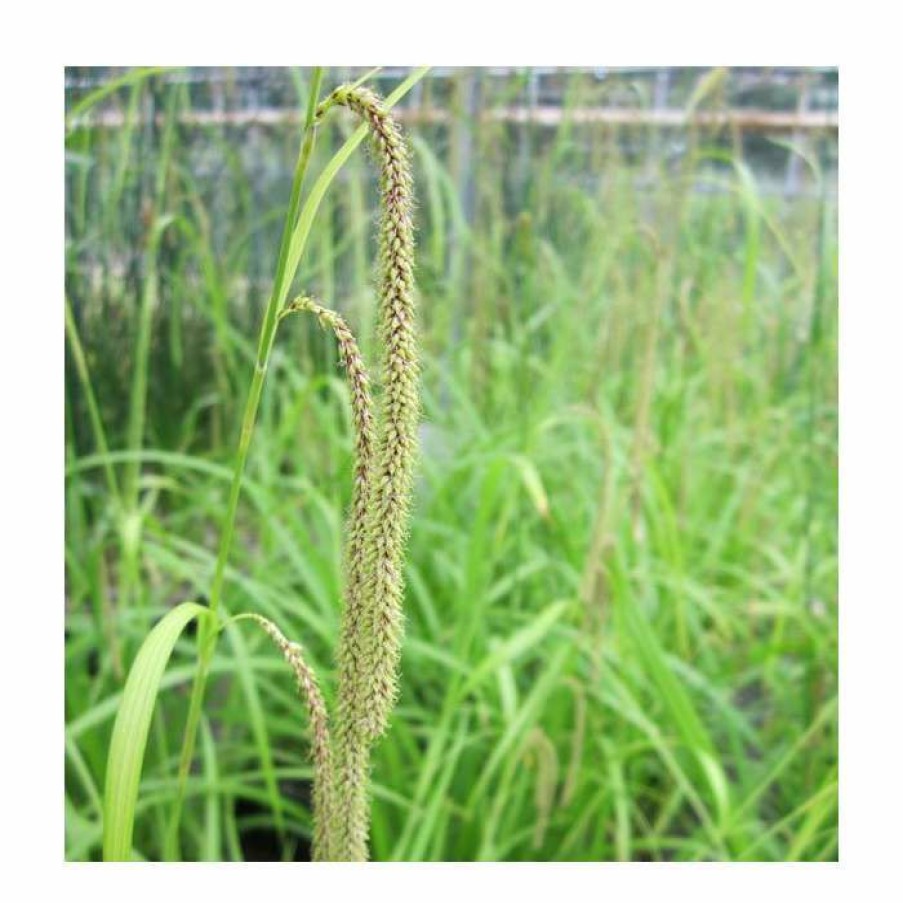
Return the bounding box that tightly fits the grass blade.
[610,549,731,827]
[103,601,209,860]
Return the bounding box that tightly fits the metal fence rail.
[69,105,838,132]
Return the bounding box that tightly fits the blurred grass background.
[64,66,838,861]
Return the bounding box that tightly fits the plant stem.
[166,69,324,857]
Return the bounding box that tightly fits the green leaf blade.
[102,602,208,861]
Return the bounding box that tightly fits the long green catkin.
[244,615,334,861]
[280,294,376,860]
[319,85,419,740]
[313,84,419,860]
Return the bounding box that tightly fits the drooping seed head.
[246,614,334,860]
[318,85,419,743]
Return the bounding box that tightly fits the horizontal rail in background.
[68,106,838,132]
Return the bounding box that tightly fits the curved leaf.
[103,602,209,860]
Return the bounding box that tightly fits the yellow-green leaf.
[103,602,209,861]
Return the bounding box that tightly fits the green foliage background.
[64,67,838,861]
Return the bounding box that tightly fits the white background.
[1,2,900,899]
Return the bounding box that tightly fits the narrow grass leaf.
[103,601,208,860]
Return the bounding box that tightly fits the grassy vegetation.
[64,67,837,862]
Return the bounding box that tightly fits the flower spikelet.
[318,85,419,743]
[248,614,334,861]
[280,294,377,859]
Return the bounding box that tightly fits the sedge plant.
[101,71,425,862]
[69,68,838,863]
